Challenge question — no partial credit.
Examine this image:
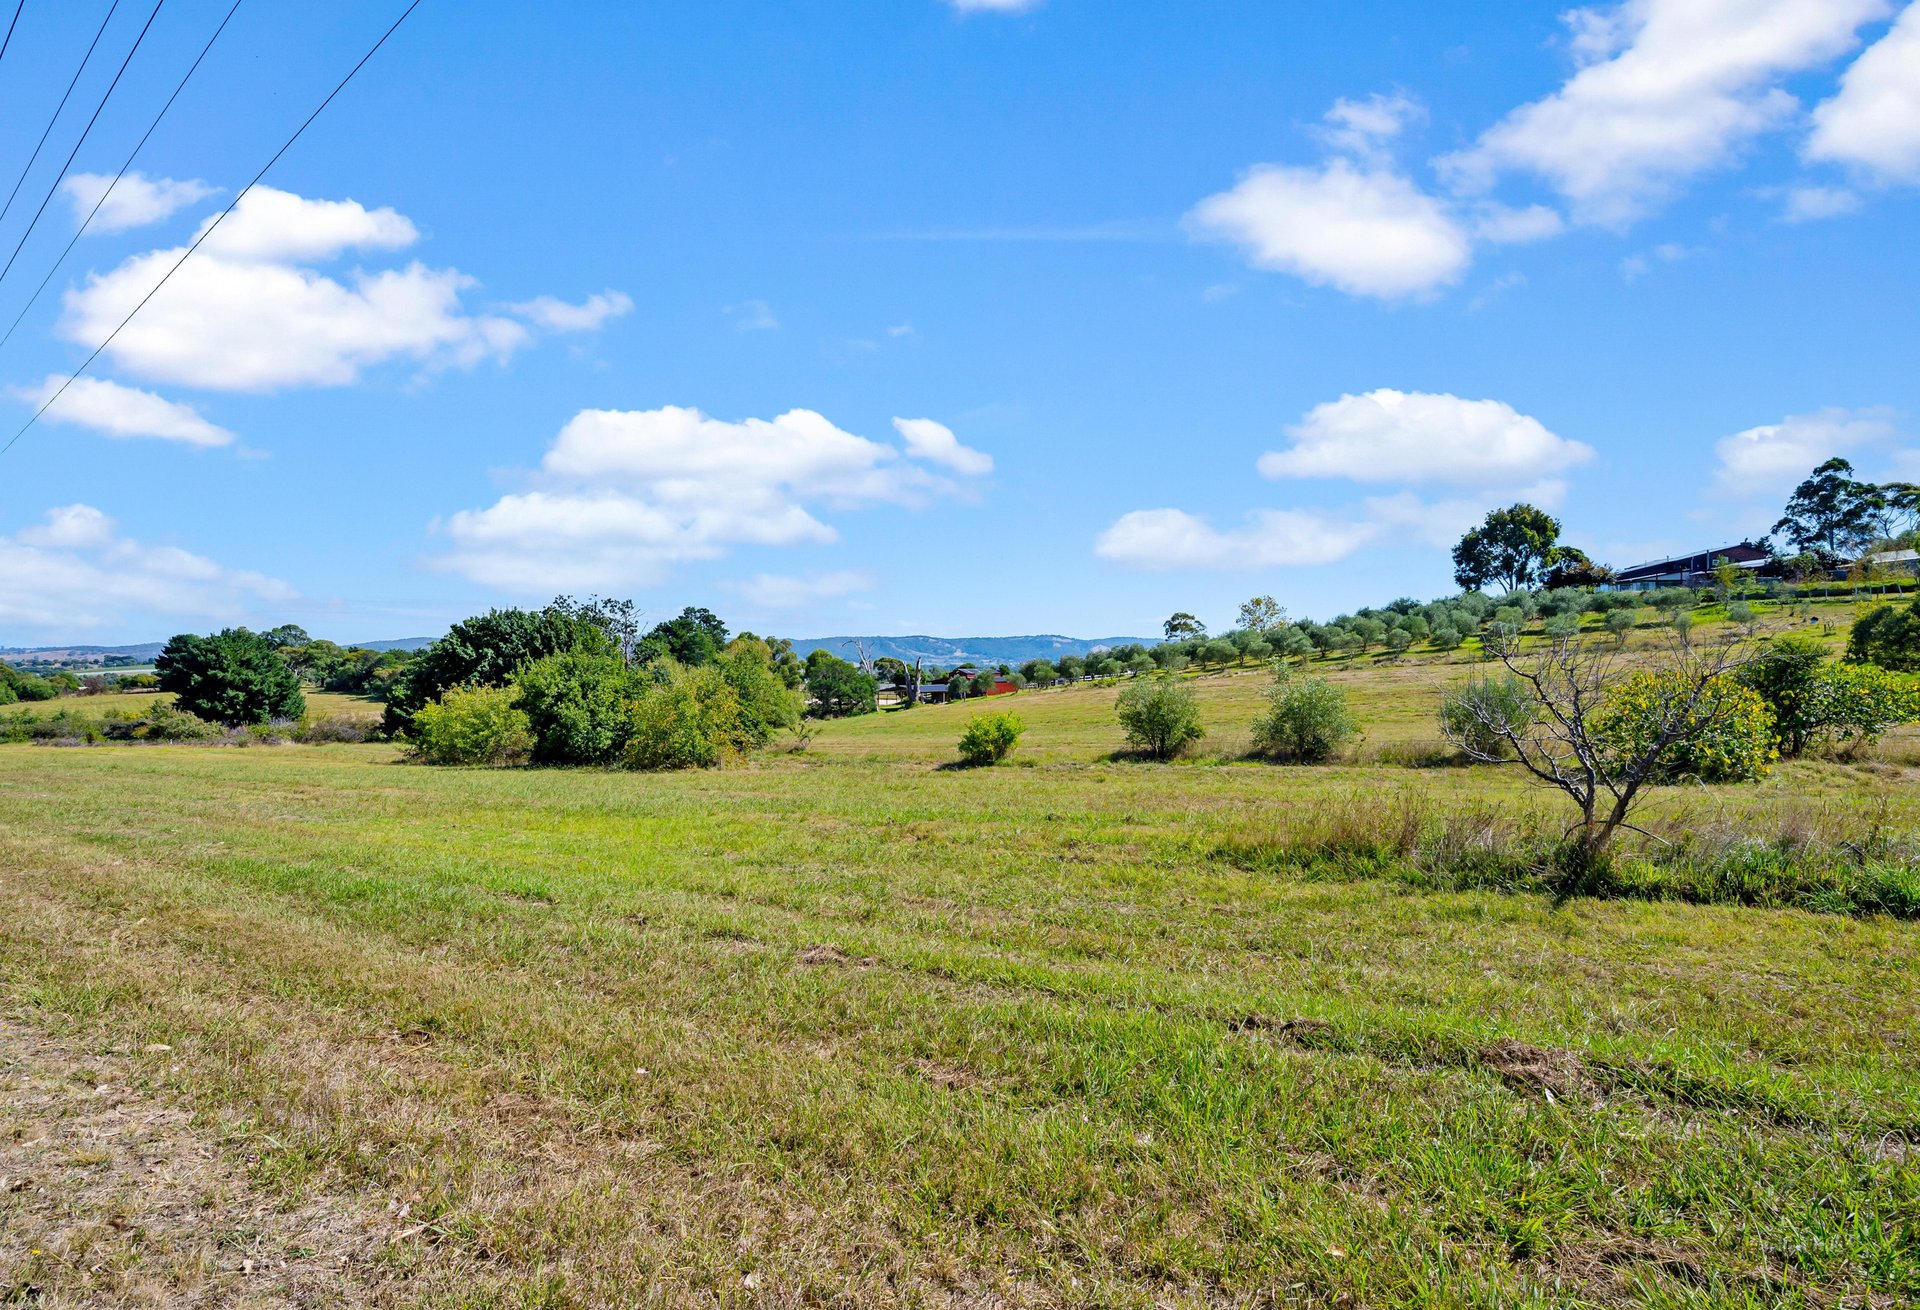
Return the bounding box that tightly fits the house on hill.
[1611,543,1770,590]
[913,668,1017,703]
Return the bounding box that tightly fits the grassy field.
[0,688,384,723]
[3,637,1918,1307]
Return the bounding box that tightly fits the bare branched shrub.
[1439,632,1756,876]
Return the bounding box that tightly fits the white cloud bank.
[1807,2,1920,183]
[0,505,293,633]
[62,172,217,233]
[1440,0,1891,225]
[724,570,874,610]
[436,406,991,592]
[15,375,232,447]
[1097,390,1580,572]
[1258,389,1593,487]
[1709,406,1900,497]
[59,186,625,393]
[947,0,1039,12]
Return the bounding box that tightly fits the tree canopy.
[1771,458,1882,557]
[1452,504,1563,593]
[156,628,306,726]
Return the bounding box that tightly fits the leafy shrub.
[1846,598,1920,671]
[1251,668,1357,763]
[1603,609,1637,645]
[805,652,878,718]
[1591,671,1774,783]
[1438,673,1532,760]
[1737,636,1827,756]
[384,603,613,734]
[1808,662,1920,755]
[410,686,533,766]
[957,711,1024,765]
[295,715,380,744]
[138,701,221,742]
[716,644,802,746]
[513,648,642,765]
[1115,675,1203,760]
[623,664,744,770]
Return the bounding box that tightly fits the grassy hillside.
[3,619,1917,1305]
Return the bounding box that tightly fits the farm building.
[1610,543,1770,590]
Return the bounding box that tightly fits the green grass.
[0,688,383,722]
[3,650,1918,1305]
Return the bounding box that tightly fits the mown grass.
[3,654,1918,1306]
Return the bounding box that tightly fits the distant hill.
[0,641,165,664]
[352,636,438,652]
[787,634,1156,666]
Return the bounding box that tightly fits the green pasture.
[3,630,1918,1305]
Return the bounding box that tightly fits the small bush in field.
[295,715,379,744]
[1251,666,1357,763]
[411,686,533,766]
[957,711,1024,765]
[1115,675,1203,760]
[1438,673,1532,760]
[138,701,221,741]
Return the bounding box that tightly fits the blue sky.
[1,0,1917,645]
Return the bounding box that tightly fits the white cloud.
[892,417,993,475]
[1780,184,1863,220]
[1258,389,1594,487]
[60,187,534,391]
[62,172,216,233]
[437,406,989,592]
[1807,3,1920,183]
[0,504,293,633]
[948,0,1039,11]
[14,375,232,447]
[1187,158,1470,299]
[1441,0,1891,225]
[1095,507,1382,571]
[193,187,417,262]
[508,290,634,332]
[1473,203,1565,243]
[1709,406,1899,497]
[728,299,780,332]
[1317,93,1424,160]
[724,570,874,610]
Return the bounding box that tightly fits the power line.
[1,0,424,459]
[0,1,121,231]
[0,4,24,70]
[0,0,165,291]
[0,0,243,354]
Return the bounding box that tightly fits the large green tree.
[384,603,610,733]
[1451,504,1563,593]
[156,629,306,725]
[1771,458,1882,557]
[642,607,729,666]
[804,650,877,718]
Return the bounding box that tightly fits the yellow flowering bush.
[1591,670,1775,783]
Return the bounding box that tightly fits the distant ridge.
[352,636,437,652]
[787,634,1156,665]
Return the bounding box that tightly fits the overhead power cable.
[0,4,24,70]
[0,0,166,290]
[0,0,121,231]
[0,0,424,459]
[0,0,243,354]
